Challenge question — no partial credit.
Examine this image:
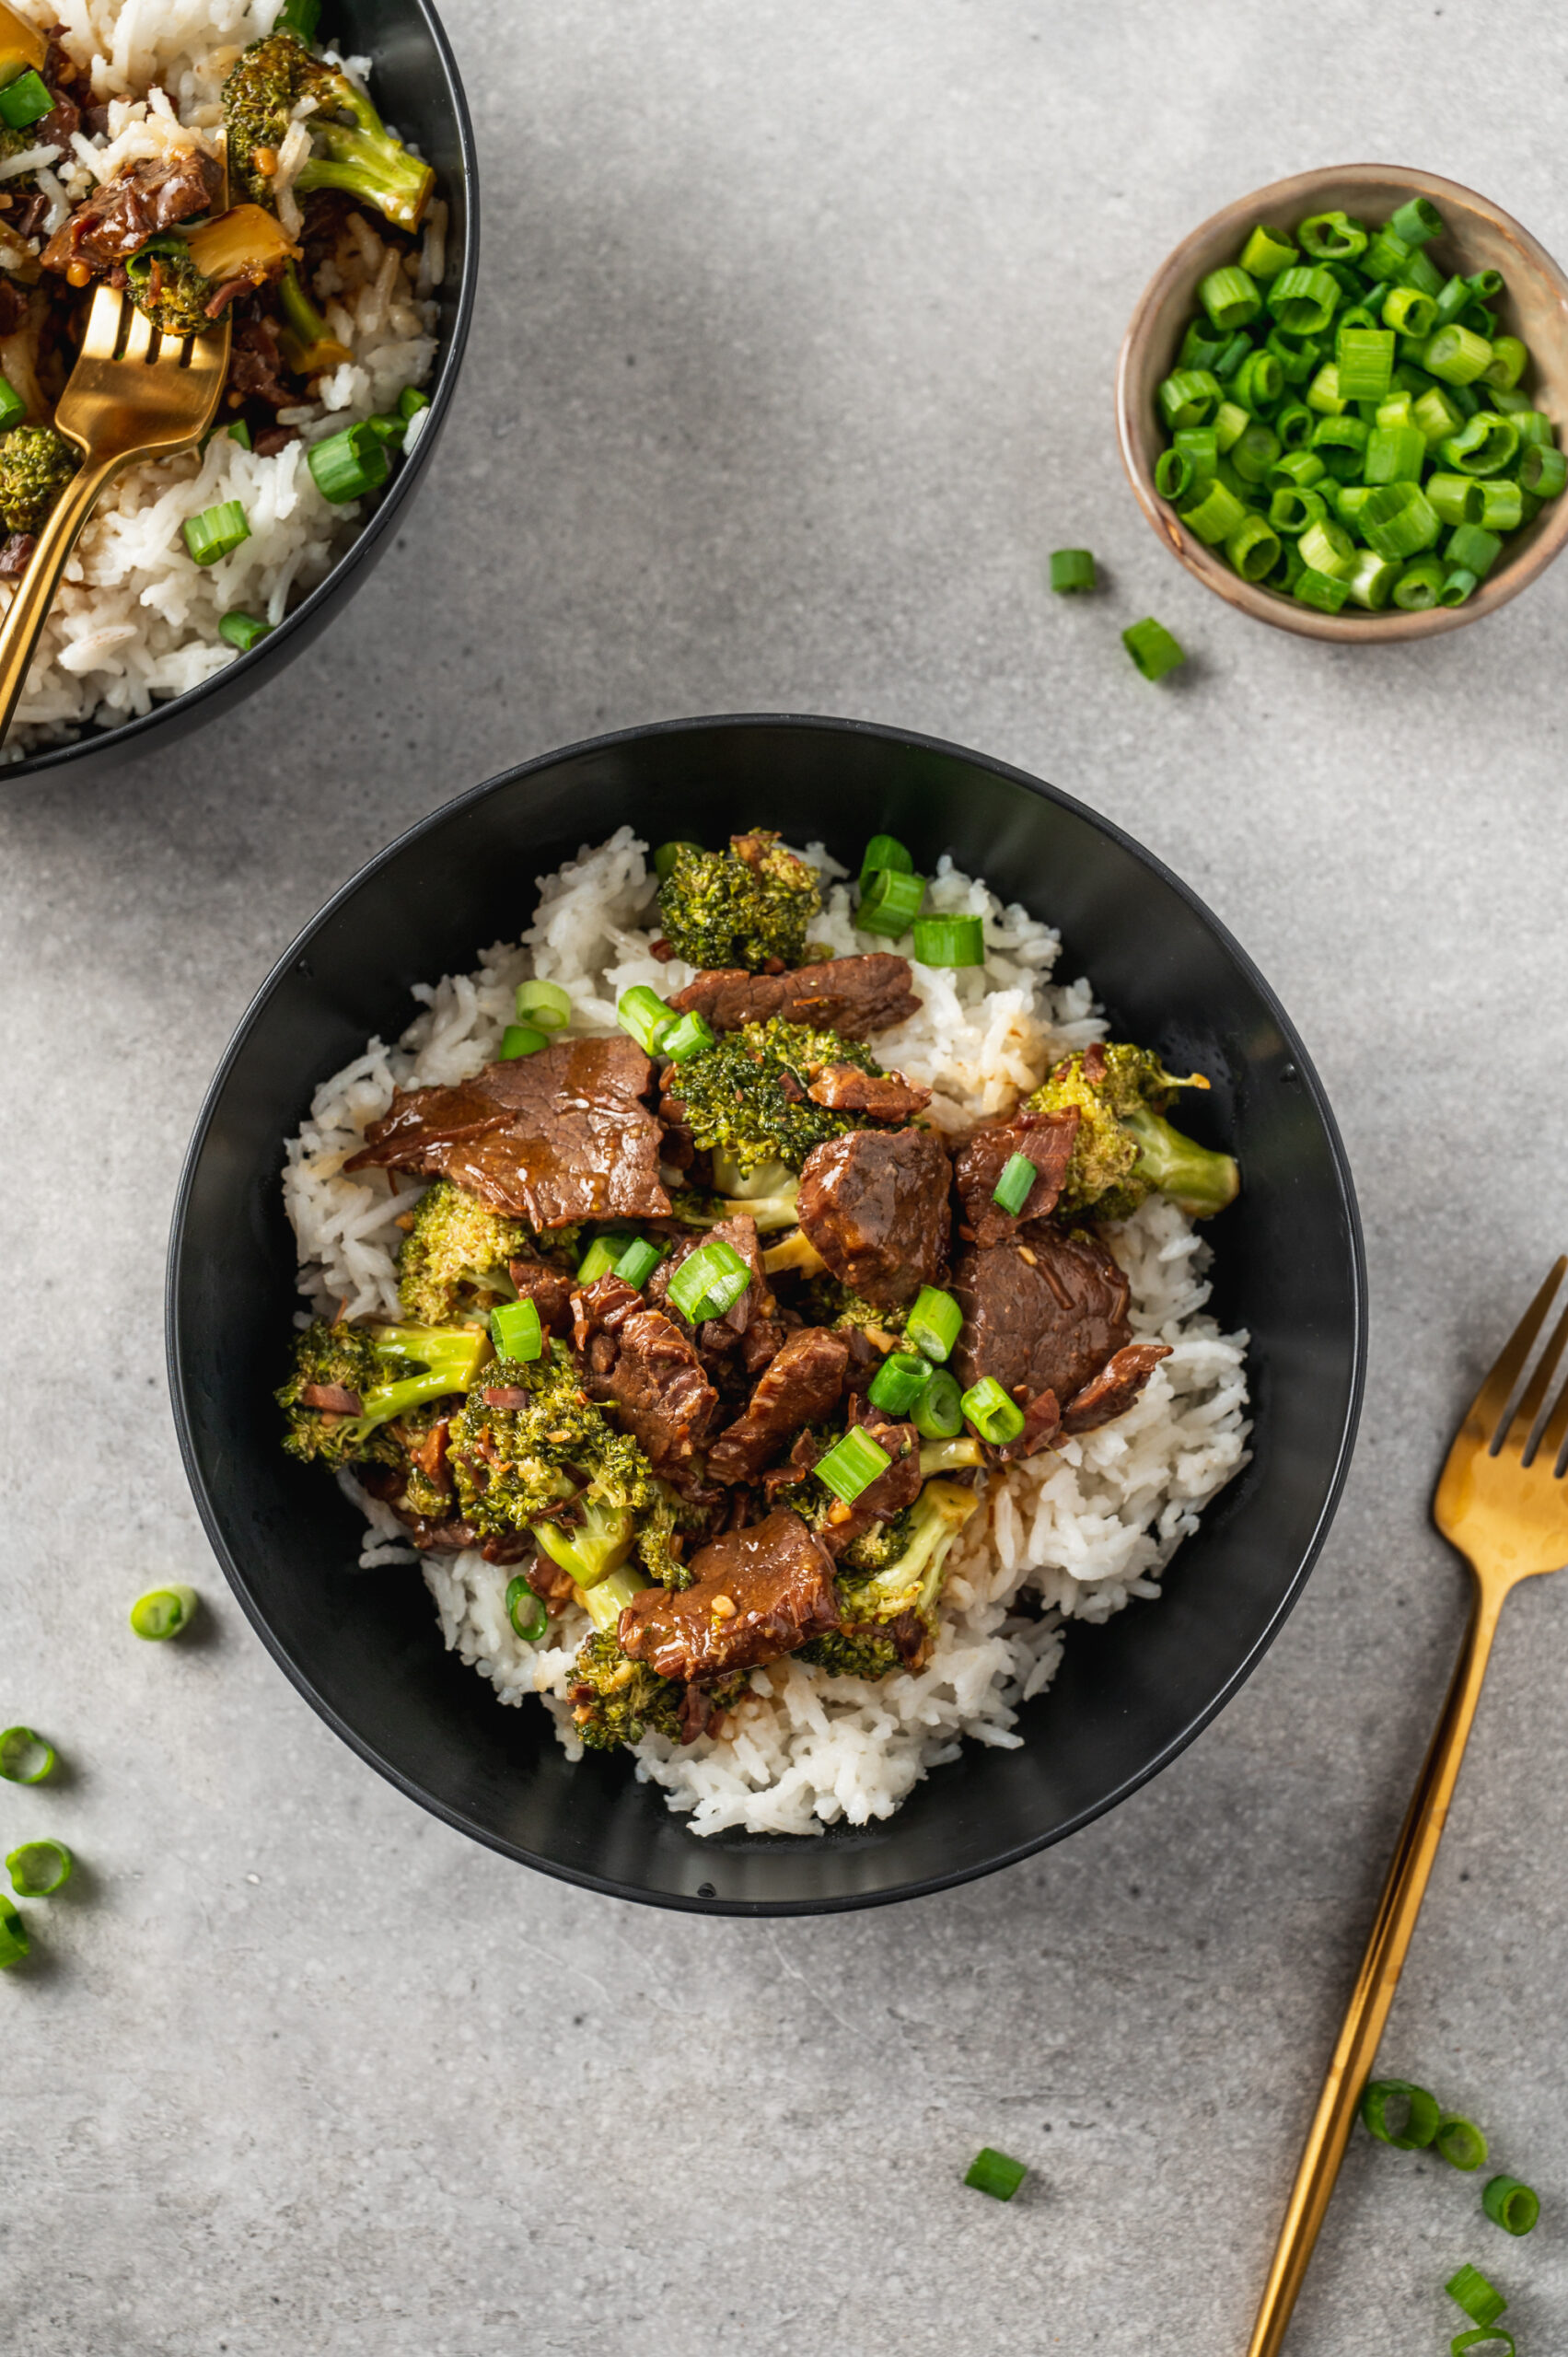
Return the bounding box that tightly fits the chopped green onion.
[858,833,913,890]
[1336,328,1394,401]
[1049,548,1096,592]
[653,840,700,881]
[1228,517,1279,589]
[963,2147,1027,2200]
[857,865,926,938]
[1502,399,1551,437]
[1365,422,1425,484]
[1360,2077,1440,2149]
[1476,481,1522,533]
[1239,225,1296,280]
[1265,326,1322,387]
[1482,335,1527,391]
[276,0,322,35]
[614,1236,666,1290]
[1269,484,1328,535]
[1449,2331,1514,2356]
[1439,566,1479,607]
[961,1376,1026,1446]
[490,1296,543,1361]
[1272,400,1314,449]
[0,1727,54,1783]
[0,1895,27,1969]
[667,1237,751,1325]
[1122,617,1186,680]
[6,1840,71,1898]
[1310,412,1369,478]
[1426,472,1486,527]
[1468,267,1504,299]
[1212,331,1251,380]
[130,1585,200,1640]
[182,500,250,566]
[498,1023,547,1060]
[911,1365,965,1440]
[1157,369,1221,430]
[1231,347,1283,410]
[815,1424,893,1504]
[912,912,984,968]
[1306,361,1347,415]
[1481,2176,1539,2236]
[1299,517,1355,580]
[398,383,430,422]
[365,412,407,446]
[1388,195,1443,247]
[1383,285,1437,340]
[906,1286,962,1363]
[1392,555,1447,611]
[1360,482,1441,559]
[0,69,51,129]
[1155,448,1193,503]
[1437,412,1519,478]
[1423,324,1494,385]
[991,1152,1039,1217]
[1179,477,1248,544]
[1346,548,1400,610]
[1298,210,1367,262]
[1179,319,1227,371]
[1270,265,1340,334]
[1229,420,1281,486]
[219,610,273,652]
[1434,2116,1490,2174]
[1213,398,1249,452]
[660,1010,715,1062]
[505,1574,549,1643]
[1446,2264,1505,2328]
[1269,448,1325,491]
[1520,442,1566,498]
[516,979,571,1032]
[1198,264,1260,331]
[576,1235,633,1284]
[1294,566,1350,614]
[307,420,390,505]
[1447,521,1503,578]
[0,373,26,432]
[617,984,673,1054]
[867,1352,935,1417]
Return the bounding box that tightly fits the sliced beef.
[706,1326,850,1485]
[1061,1341,1171,1434]
[952,1106,1080,1248]
[345,1036,670,1230]
[815,1404,923,1560]
[668,952,920,1039]
[618,1508,839,1683]
[0,282,26,340]
[995,1387,1063,1463]
[586,1295,719,1487]
[298,1381,363,1414]
[227,313,293,409]
[950,1225,1131,1406]
[796,1126,951,1309]
[806,1063,931,1119]
[507,1256,575,1339]
[43,148,224,273]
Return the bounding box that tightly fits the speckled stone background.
[5,4,1568,2351]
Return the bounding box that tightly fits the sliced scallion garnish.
[912,912,984,969]
[614,1237,665,1291]
[1434,2113,1489,2172]
[617,984,673,1054]
[1049,548,1096,593]
[6,1839,71,1898]
[505,1575,549,1643]
[182,500,250,566]
[129,1585,200,1641]
[577,1235,634,1285]
[960,1376,1026,1446]
[490,1297,543,1361]
[667,1238,751,1325]
[1446,2266,1505,2328]
[856,865,925,939]
[991,1152,1038,1218]
[660,1010,715,1062]
[858,833,912,891]
[911,1366,964,1440]
[963,2147,1027,2200]
[219,610,273,652]
[515,979,571,1031]
[1481,2175,1539,2236]
[307,421,390,505]
[866,1352,934,1418]
[0,1894,27,1968]
[498,1023,547,1059]
[653,840,701,881]
[1122,618,1186,681]
[0,1725,54,1783]
[905,1285,961,1364]
[1360,2077,1440,2149]
[813,1425,893,1505]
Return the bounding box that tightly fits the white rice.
[283,829,1252,1838]
[1,0,443,755]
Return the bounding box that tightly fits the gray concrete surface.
[4,3,1568,2350]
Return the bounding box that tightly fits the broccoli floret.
[277,1318,488,1467]
[122,238,214,336]
[656,830,821,970]
[276,259,354,377]
[447,1344,689,1588]
[395,1179,574,1326]
[674,1017,878,1178]
[798,1275,909,1343]
[801,1480,980,1679]
[567,1631,751,1751]
[0,425,77,534]
[1028,1044,1239,1221]
[223,29,434,229]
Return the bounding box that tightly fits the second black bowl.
[168,714,1365,1912]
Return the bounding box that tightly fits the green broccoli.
[276,260,353,377]
[447,1344,690,1588]
[801,1479,980,1679]
[0,425,78,534]
[656,830,821,971]
[566,1631,752,1751]
[277,1318,488,1467]
[1028,1044,1239,1220]
[223,29,434,228]
[395,1179,576,1326]
[798,1274,910,1342]
[122,237,214,336]
[673,1016,878,1179]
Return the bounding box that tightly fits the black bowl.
[5,0,477,787]
[167,715,1365,1914]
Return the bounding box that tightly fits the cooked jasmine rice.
[283,828,1251,1839]
[3,0,443,755]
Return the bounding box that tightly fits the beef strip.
[345,1036,670,1229]
[995,1387,1063,1463]
[507,1256,575,1339]
[43,148,223,273]
[807,1063,931,1119]
[0,281,26,339]
[796,1126,952,1308]
[0,531,35,575]
[227,313,293,409]
[814,1403,923,1560]
[575,1273,719,1486]
[950,1225,1132,1407]
[618,1508,839,1683]
[298,1381,363,1414]
[7,194,46,241]
[667,952,921,1039]
[706,1326,850,1485]
[1061,1341,1171,1434]
[951,1106,1081,1248]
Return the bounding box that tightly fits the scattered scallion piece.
[0,68,51,129]
[130,1585,200,1641]
[667,1237,751,1325]
[1239,225,1296,280]
[1481,2176,1539,2236]
[0,372,25,432]
[490,1296,543,1361]
[858,833,913,891]
[614,1237,665,1291]
[617,984,673,1054]
[867,1352,935,1417]
[1122,617,1186,680]
[307,420,390,505]
[498,1023,547,1059]
[276,0,322,36]
[1521,441,1566,497]
[398,383,430,422]
[516,979,571,1032]
[505,1574,549,1643]
[1049,547,1096,592]
[576,1235,633,1285]
[1391,554,1447,611]
[1360,2077,1440,2149]
[814,1425,893,1505]
[182,500,250,565]
[963,2147,1028,2200]
[6,1840,71,1898]
[960,1376,1027,1446]
[1449,2331,1514,2356]
[1446,2265,1506,2328]
[0,1895,27,1969]
[911,1365,964,1440]
[905,1285,962,1364]
[660,1010,715,1062]
[912,913,984,968]
[857,865,925,938]
[0,1726,54,1783]
[1434,2114,1490,2173]
[991,1152,1038,1218]
[218,610,273,652]
[653,840,700,881]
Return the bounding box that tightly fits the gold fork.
[1246,1258,1568,2355]
[0,281,231,741]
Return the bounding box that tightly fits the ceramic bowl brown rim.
[1116,164,1568,643]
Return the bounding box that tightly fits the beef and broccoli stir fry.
[280,830,1240,1757]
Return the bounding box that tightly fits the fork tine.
[1501,1297,1568,1457]
[1465,1258,1568,1448]
[122,307,157,366]
[79,284,125,360]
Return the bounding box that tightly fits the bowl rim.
[1116,162,1568,642]
[0,0,480,781]
[165,711,1368,1914]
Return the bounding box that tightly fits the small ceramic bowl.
[1116,165,1568,642]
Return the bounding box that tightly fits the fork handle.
[1244,1577,1505,2357]
[0,452,124,743]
